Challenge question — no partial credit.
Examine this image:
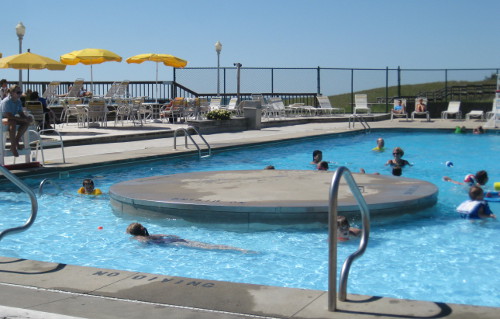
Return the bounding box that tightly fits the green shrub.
[206,109,231,120]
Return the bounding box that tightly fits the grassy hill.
[328,78,497,112]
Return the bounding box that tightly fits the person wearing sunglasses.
[0,85,34,157]
[385,147,411,167]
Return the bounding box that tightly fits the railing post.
[385,67,389,113]
[317,66,321,96]
[350,69,354,114]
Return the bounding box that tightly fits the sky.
[1,0,499,85]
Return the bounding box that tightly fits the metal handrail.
[0,166,38,241]
[348,114,371,133]
[173,126,211,158]
[38,178,60,196]
[328,166,370,311]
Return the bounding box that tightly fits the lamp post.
[16,22,26,88]
[215,41,222,96]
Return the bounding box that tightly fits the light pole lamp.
[215,41,222,96]
[16,22,26,88]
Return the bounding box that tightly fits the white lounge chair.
[208,97,222,111]
[316,95,344,116]
[221,97,239,115]
[354,94,371,114]
[441,101,461,119]
[390,98,408,121]
[465,110,484,120]
[41,81,60,107]
[411,97,430,122]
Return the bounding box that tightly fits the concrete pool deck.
[0,116,498,318]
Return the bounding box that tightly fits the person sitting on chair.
[415,98,427,112]
[393,99,405,114]
[0,85,33,157]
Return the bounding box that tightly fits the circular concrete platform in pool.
[109,170,438,224]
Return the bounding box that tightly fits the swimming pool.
[0,129,498,307]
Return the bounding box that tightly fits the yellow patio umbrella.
[0,52,66,70]
[0,51,66,87]
[60,48,122,92]
[126,53,188,101]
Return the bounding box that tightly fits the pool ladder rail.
[328,166,371,312]
[173,126,212,158]
[348,114,371,133]
[0,166,38,241]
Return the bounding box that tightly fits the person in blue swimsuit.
[456,186,496,220]
[393,99,405,114]
[126,223,251,252]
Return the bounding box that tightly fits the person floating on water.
[77,179,103,195]
[126,223,251,253]
[456,186,496,220]
[372,137,385,152]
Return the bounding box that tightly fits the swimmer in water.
[372,137,385,152]
[385,147,411,167]
[311,150,323,165]
[126,223,251,253]
[77,179,102,195]
[337,216,361,242]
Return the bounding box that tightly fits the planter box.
[187,118,247,134]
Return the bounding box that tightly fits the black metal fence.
[18,66,500,113]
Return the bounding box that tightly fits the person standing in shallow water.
[311,150,323,165]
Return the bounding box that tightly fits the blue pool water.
[0,129,499,307]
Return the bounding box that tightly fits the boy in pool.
[337,216,361,241]
[444,170,488,187]
[372,137,385,152]
[317,161,329,171]
[77,179,103,195]
[126,223,251,253]
[456,186,496,220]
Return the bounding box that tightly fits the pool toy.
[98,226,103,230]
[494,182,500,191]
[485,192,500,203]
[445,161,453,167]
[464,174,476,185]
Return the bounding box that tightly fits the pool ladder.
[328,166,370,312]
[348,114,371,133]
[173,126,212,158]
[0,166,38,241]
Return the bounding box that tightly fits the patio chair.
[86,99,108,128]
[64,78,85,98]
[465,110,484,120]
[0,118,32,165]
[441,101,461,119]
[221,97,239,115]
[161,97,185,123]
[61,98,86,127]
[113,99,132,126]
[29,129,66,165]
[41,81,60,107]
[268,97,287,119]
[115,80,130,98]
[25,101,46,131]
[354,94,371,114]
[390,98,408,121]
[208,97,222,111]
[316,95,345,116]
[411,97,430,122]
